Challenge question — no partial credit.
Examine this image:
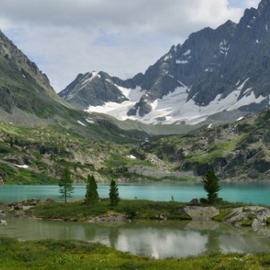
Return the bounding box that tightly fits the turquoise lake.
[1,183,270,258]
[1,182,270,204]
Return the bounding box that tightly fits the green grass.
[187,136,244,164]
[0,121,148,184]
[0,162,58,184]
[30,199,248,223]
[30,200,192,221]
[0,238,269,270]
[104,152,153,169]
[212,207,234,222]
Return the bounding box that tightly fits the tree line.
[59,168,221,206]
[59,168,119,206]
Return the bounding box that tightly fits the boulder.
[88,213,128,224]
[0,219,7,225]
[183,206,219,221]
[225,206,270,229]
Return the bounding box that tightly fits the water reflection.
[1,218,270,259]
[113,229,207,259]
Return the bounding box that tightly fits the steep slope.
[0,30,65,118]
[61,0,270,126]
[0,30,147,143]
[142,109,270,181]
[59,71,141,109]
[0,31,150,184]
[0,121,150,184]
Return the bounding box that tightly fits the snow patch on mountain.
[183,49,191,56]
[80,72,100,88]
[86,80,267,125]
[77,120,87,127]
[176,60,189,64]
[86,86,145,120]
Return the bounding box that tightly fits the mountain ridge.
[59,0,270,126]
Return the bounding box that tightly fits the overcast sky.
[0,0,260,91]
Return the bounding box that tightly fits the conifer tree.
[85,175,99,205]
[202,170,220,204]
[109,180,119,206]
[59,168,73,204]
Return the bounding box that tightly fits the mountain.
[141,108,270,181]
[0,29,146,142]
[59,71,141,109]
[0,30,150,184]
[60,0,270,125]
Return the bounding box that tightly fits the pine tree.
[202,170,220,204]
[109,180,119,206]
[85,175,99,205]
[59,168,73,204]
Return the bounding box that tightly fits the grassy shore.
[29,199,192,221]
[27,199,246,223]
[0,237,269,270]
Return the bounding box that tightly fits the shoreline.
[2,199,270,229]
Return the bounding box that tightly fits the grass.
[0,121,149,184]
[30,199,248,223]
[30,199,192,221]
[0,238,269,270]
[0,121,168,184]
[0,162,58,184]
[187,136,244,164]
[104,152,153,170]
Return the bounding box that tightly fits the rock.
[225,206,270,228]
[183,206,219,221]
[155,214,167,221]
[22,205,34,211]
[0,211,6,218]
[14,204,23,211]
[0,219,7,225]
[88,213,128,224]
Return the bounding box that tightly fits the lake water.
[1,217,270,259]
[1,183,270,259]
[1,183,270,205]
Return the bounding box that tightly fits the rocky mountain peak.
[258,0,270,13]
[60,0,270,126]
[0,29,55,96]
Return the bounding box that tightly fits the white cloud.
[0,0,255,91]
[245,0,260,8]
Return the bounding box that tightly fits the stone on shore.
[224,206,270,229]
[88,213,128,224]
[183,206,219,221]
[0,219,7,225]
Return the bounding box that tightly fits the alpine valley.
[0,0,270,184]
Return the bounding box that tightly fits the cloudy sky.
[0,0,260,91]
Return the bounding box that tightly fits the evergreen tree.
[85,175,99,205]
[59,168,73,204]
[109,180,119,206]
[202,170,220,204]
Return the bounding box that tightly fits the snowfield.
[86,79,267,126]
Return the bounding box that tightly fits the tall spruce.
[202,170,220,204]
[109,180,119,206]
[85,175,99,205]
[59,168,73,204]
